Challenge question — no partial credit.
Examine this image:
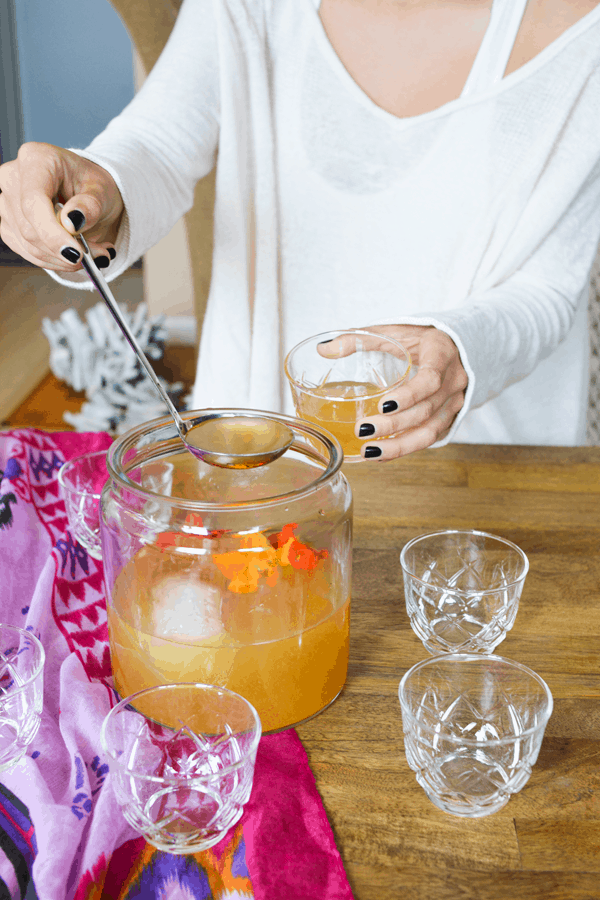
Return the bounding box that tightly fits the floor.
[0,265,145,425]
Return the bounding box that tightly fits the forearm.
[431,274,581,409]
[368,164,600,442]
[364,272,584,447]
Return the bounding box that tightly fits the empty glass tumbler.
[399,654,553,817]
[400,530,529,655]
[58,450,109,560]
[0,625,45,771]
[100,683,261,853]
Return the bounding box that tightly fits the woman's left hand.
[317,324,468,459]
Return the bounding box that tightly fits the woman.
[1,0,600,458]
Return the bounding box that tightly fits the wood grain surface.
[297,444,600,900]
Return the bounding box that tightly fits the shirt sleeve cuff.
[45,150,136,290]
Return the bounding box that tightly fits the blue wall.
[14,0,135,150]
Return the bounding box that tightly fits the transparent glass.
[101,409,353,733]
[101,683,261,853]
[284,330,411,462]
[0,625,45,771]
[399,654,553,817]
[400,530,529,655]
[58,450,110,560]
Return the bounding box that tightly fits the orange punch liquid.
[108,523,350,732]
[295,381,383,459]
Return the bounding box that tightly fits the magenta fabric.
[0,428,354,900]
[244,731,354,900]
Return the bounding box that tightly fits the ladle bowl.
[184,413,294,468]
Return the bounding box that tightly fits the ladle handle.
[76,234,186,434]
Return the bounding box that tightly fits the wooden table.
[7,373,600,898]
[297,443,600,900]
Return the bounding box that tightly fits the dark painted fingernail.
[364,446,382,459]
[317,339,333,345]
[67,209,86,231]
[60,245,81,264]
[382,400,398,414]
[359,423,375,437]
[107,247,117,260]
[95,255,110,269]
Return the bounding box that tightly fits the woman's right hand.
[0,142,124,272]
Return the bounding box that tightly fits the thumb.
[58,190,106,236]
[316,331,369,360]
[316,329,408,360]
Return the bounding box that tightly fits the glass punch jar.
[101,409,353,733]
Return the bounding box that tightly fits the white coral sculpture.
[42,301,185,434]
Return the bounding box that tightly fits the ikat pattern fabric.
[0,429,354,900]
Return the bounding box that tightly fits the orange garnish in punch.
[213,524,328,593]
[156,517,327,594]
[212,532,279,593]
[270,523,328,572]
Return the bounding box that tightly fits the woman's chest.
[318,0,492,118]
[317,0,598,119]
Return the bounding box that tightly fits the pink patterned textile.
[0,428,354,900]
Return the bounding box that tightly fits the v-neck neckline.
[308,0,600,130]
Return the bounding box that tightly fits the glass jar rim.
[106,407,344,511]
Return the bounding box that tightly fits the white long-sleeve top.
[52,0,600,445]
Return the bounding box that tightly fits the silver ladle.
[72,232,293,468]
